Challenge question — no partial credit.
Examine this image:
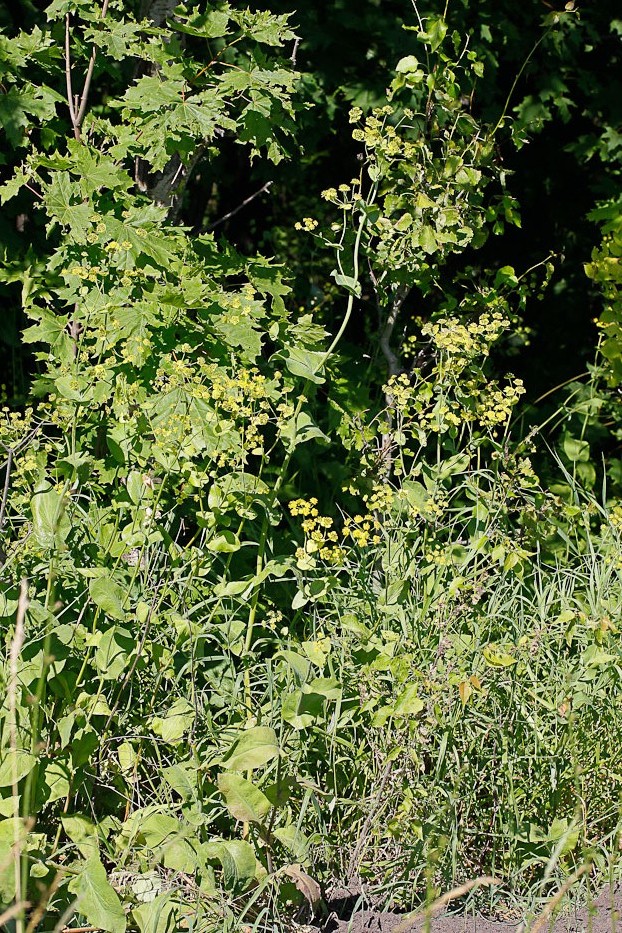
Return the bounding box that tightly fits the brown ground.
[321,885,622,933]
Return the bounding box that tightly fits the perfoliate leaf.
[396,55,420,74]
[393,684,425,717]
[89,576,127,621]
[483,644,517,667]
[331,270,361,297]
[206,530,241,553]
[279,347,326,384]
[0,749,37,787]
[217,773,272,823]
[562,433,590,463]
[150,699,195,744]
[31,486,71,550]
[201,838,257,890]
[68,857,127,933]
[220,726,279,771]
[162,762,197,801]
[94,627,135,679]
[62,814,99,859]
[280,411,329,450]
[43,760,71,803]
[273,825,311,862]
[419,16,448,52]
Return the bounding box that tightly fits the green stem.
[321,188,375,366]
[241,188,375,720]
[21,555,56,904]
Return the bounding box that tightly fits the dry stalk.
[0,901,30,928]
[346,759,393,882]
[528,862,591,933]
[8,579,29,933]
[25,870,64,933]
[390,875,501,933]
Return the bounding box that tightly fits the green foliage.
[585,199,622,383]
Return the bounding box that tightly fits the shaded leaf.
[282,864,323,913]
[89,577,127,621]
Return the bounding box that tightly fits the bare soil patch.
[320,885,622,933]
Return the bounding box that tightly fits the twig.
[75,0,109,130]
[379,284,410,381]
[346,760,392,881]
[65,0,110,141]
[290,36,300,66]
[390,876,501,933]
[64,15,78,136]
[24,183,43,201]
[61,927,99,933]
[0,903,30,929]
[207,181,274,231]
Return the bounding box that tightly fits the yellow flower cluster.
[363,481,394,513]
[422,312,509,363]
[381,310,525,437]
[384,373,414,411]
[0,406,34,448]
[289,492,387,567]
[294,217,319,231]
[321,184,353,204]
[343,513,382,547]
[427,544,452,567]
[350,105,422,166]
[477,381,525,427]
[288,498,344,568]
[264,608,285,632]
[609,502,622,532]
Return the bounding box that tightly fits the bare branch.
[75,0,110,131]
[207,181,274,232]
[64,14,78,137]
[379,303,402,380]
[377,284,411,479]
